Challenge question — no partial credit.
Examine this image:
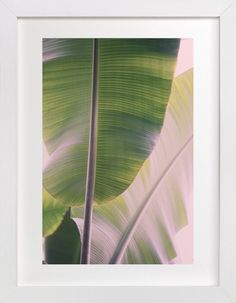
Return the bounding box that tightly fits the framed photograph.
[0,0,235,302]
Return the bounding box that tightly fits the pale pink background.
[173,38,193,263]
[43,38,193,263]
[175,39,193,77]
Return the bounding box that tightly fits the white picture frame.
[0,0,235,302]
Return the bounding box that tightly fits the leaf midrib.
[80,39,99,264]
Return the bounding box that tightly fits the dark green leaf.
[44,210,81,264]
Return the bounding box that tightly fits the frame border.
[0,0,235,302]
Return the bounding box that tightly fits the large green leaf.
[43,39,180,206]
[44,210,81,264]
[72,69,193,264]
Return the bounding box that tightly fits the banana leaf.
[72,69,193,264]
[43,38,180,206]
